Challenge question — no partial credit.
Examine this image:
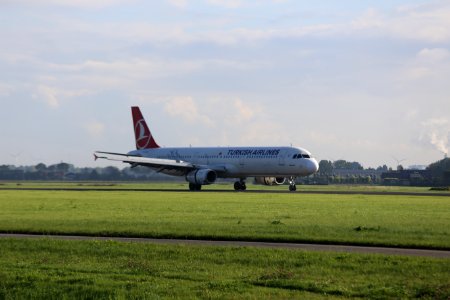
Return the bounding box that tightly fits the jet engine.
[186,169,217,185]
[254,177,286,185]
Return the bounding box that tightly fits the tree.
[333,160,364,170]
[428,158,450,185]
[319,160,333,175]
[55,162,72,173]
[35,163,47,171]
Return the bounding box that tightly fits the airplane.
[94,106,319,191]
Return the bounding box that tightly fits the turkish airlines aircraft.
[94,107,319,191]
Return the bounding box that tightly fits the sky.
[1,0,449,169]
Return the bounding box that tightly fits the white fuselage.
[128,146,319,178]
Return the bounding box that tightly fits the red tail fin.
[131,106,160,149]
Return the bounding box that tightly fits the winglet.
[131,106,160,150]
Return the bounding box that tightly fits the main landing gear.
[189,183,202,191]
[234,179,247,191]
[288,176,297,192]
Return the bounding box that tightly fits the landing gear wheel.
[288,176,297,192]
[234,181,247,191]
[189,183,202,191]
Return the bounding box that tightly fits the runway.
[1,233,449,258]
[1,187,449,196]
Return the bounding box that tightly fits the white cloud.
[417,48,450,63]
[205,0,242,8]
[401,47,450,80]
[84,121,105,137]
[167,0,188,9]
[351,8,384,30]
[356,3,450,42]
[0,83,14,97]
[33,85,59,108]
[7,0,132,9]
[164,96,214,126]
[231,99,261,123]
[31,85,93,109]
[237,121,288,145]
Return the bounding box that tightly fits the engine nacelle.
[254,177,286,186]
[186,169,217,185]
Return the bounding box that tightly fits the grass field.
[1,183,449,299]
[0,187,449,249]
[0,238,449,299]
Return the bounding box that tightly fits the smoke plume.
[420,118,449,156]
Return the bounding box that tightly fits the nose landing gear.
[288,177,297,192]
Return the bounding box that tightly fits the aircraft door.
[193,152,200,164]
[278,150,286,166]
[239,155,245,167]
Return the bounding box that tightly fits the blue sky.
[1,0,449,168]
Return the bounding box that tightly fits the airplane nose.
[309,158,319,174]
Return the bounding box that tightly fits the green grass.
[0,189,449,249]
[0,238,448,299]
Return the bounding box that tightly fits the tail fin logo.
[135,119,150,149]
[132,106,160,149]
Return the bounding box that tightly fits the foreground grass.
[0,238,448,299]
[0,190,449,249]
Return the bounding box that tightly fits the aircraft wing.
[94,151,196,175]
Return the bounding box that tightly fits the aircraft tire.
[189,183,202,191]
[234,181,246,191]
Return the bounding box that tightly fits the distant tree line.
[310,158,449,187]
[0,163,178,182]
[427,157,450,186]
[0,158,448,186]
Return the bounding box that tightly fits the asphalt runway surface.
[1,233,449,258]
[1,187,449,196]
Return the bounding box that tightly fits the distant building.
[381,170,432,186]
[332,169,384,178]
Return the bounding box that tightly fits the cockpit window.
[302,154,310,158]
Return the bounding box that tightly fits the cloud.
[401,47,450,80]
[351,3,450,42]
[231,98,262,123]
[0,83,14,97]
[164,96,214,126]
[417,48,450,63]
[84,121,105,137]
[351,8,384,30]
[205,0,242,8]
[33,85,59,108]
[167,0,188,9]
[7,0,132,9]
[31,85,93,109]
